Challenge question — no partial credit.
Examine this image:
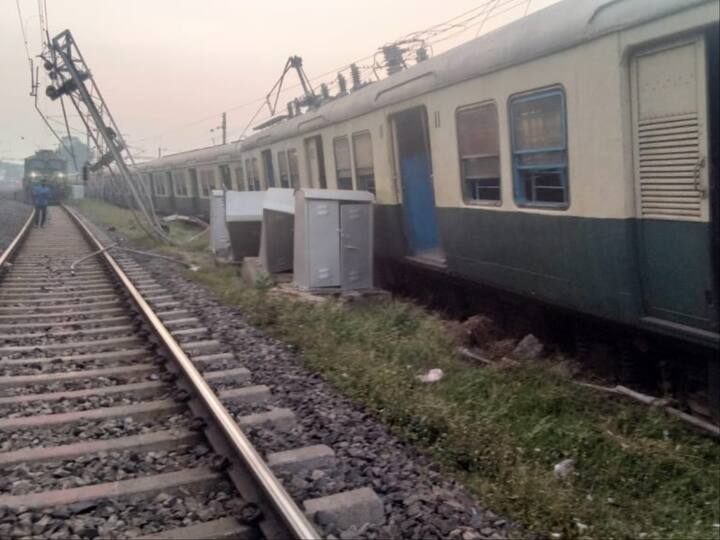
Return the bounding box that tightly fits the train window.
[333,136,353,190]
[244,158,262,190]
[352,132,375,194]
[456,102,500,203]
[173,170,189,197]
[153,172,168,196]
[199,169,212,197]
[251,158,261,190]
[244,159,254,191]
[234,164,246,191]
[287,149,300,188]
[277,151,290,188]
[219,164,232,190]
[188,169,200,197]
[509,88,568,207]
[261,150,276,188]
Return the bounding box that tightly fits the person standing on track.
[32,179,51,228]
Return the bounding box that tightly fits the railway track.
[0,207,321,540]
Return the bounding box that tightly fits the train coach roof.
[138,0,713,170]
[239,0,711,149]
[136,142,242,172]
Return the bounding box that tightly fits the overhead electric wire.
[401,0,498,42]
[429,0,535,46]
[17,0,76,160]
[138,0,539,150]
[41,2,79,171]
[475,0,502,37]
[15,0,32,61]
[523,0,533,17]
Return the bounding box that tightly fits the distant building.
[55,136,93,174]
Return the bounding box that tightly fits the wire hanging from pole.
[40,0,79,172]
[475,0,501,37]
[523,0,533,17]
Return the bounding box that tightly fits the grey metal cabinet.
[294,189,374,291]
[341,204,372,290]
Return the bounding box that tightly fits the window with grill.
[244,160,254,191]
[188,169,199,197]
[277,151,290,188]
[219,164,232,190]
[234,164,246,191]
[510,88,569,207]
[352,132,375,194]
[245,158,261,191]
[457,103,500,203]
[153,172,167,196]
[333,137,353,190]
[199,169,212,197]
[287,149,300,188]
[173,170,189,197]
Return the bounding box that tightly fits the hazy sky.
[1,0,559,162]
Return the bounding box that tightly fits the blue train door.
[392,107,443,259]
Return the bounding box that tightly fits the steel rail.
[62,205,319,540]
[0,208,36,270]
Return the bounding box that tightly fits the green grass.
[72,199,209,257]
[77,200,720,540]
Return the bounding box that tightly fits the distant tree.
[0,161,23,184]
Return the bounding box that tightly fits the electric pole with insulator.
[211,113,227,145]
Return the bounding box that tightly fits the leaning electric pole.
[42,29,171,243]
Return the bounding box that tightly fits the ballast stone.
[304,487,384,530]
[509,334,544,361]
[267,444,336,474]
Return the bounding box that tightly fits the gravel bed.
[0,200,32,252]
[0,443,215,496]
[0,389,172,418]
[0,481,243,539]
[1,412,191,452]
[0,374,160,397]
[87,233,517,539]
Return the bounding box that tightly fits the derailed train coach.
[90,0,719,351]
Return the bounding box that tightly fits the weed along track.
[0,206,335,539]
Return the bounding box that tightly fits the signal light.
[44,72,90,101]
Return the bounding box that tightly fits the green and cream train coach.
[101,0,719,349]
